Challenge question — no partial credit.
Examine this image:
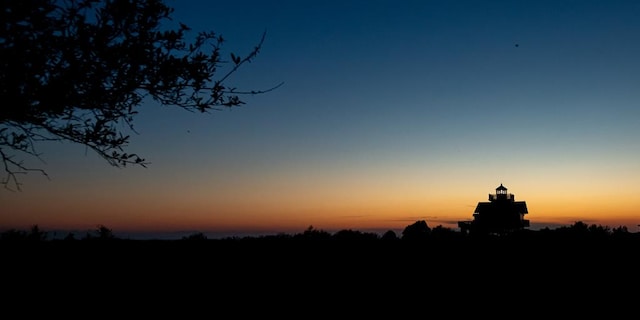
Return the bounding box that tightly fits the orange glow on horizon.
[3,177,639,236]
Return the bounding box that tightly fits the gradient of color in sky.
[2,0,640,238]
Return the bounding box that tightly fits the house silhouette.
[458,184,530,235]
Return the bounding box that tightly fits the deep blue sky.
[3,0,640,238]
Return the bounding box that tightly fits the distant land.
[4,221,597,240]
[2,220,637,241]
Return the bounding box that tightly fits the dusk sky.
[2,0,640,238]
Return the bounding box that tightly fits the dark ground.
[2,231,638,315]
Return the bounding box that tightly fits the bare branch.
[1,0,280,190]
[0,148,50,191]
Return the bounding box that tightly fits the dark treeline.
[4,220,638,273]
[2,220,639,266]
[2,220,639,310]
[1,219,637,243]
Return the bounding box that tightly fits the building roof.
[474,201,528,214]
[496,184,507,191]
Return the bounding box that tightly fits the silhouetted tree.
[63,232,77,241]
[611,226,630,239]
[295,225,331,241]
[1,0,282,190]
[182,232,207,241]
[84,224,115,240]
[0,228,28,241]
[569,221,590,234]
[0,224,47,241]
[332,229,379,241]
[381,230,399,241]
[26,224,48,241]
[612,226,629,234]
[401,220,431,241]
[430,225,459,241]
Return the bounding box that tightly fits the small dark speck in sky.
[515,43,519,47]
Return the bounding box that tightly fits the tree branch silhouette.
[0,0,282,191]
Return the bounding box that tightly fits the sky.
[2,0,640,239]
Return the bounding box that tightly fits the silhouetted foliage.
[611,226,631,241]
[0,228,28,241]
[332,229,379,242]
[83,224,116,240]
[0,224,47,241]
[3,221,637,309]
[569,221,590,234]
[429,225,460,241]
[555,221,608,238]
[612,225,629,234]
[2,220,639,248]
[401,220,431,241]
[0,0,282,190]
[27,224,48,241]
[381,230,399,241]
[182,232,208,241]
[294,225,332,241]
[63,232,77,241]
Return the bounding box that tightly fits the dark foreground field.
[2,227,639,315]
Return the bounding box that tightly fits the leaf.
[230,53,240,64]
